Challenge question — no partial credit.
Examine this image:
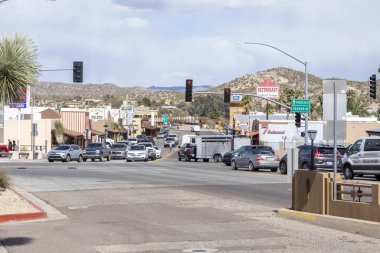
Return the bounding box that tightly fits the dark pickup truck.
[178,143,197,161]
[83,142,111,162]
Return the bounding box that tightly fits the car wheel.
[65,155,71,162]
[343,165,354,180]
[83,158,87,162]
[375,175,380,181]
[126,159,131,162]
[194,158,198,162]
[185,155,190,162]
[225,163,231,166]
[213,155,220,163]
[270,168,278,172]
[302,162,310,170]
[99,156,103,162]
[91,158,95,162]
[77,155,83,163]
[231,160,238,170]
[178,157,181,161]
[203,159,209,162]
[248,162,255,172]
[280,162,287,174]
[107,155,110,161]
[48,159,53,163]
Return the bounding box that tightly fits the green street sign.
[291,99,310,113]
[162,114,168,123]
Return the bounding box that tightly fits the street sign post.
[291,99,310,113]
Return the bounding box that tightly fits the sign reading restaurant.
[256,79,279,99]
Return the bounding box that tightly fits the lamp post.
[307,130,317,170]
[239,41,309,144]
[103,124,108,144]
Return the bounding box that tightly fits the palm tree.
[0,34,40,102]
[348,92,370,117]
[241,96,253,114]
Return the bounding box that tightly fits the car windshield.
[154,147,159,150]
[143,143,152,147]
[137,135,145,138]
[166,137,175,141]
[55,146,70,150]
[168,134,176,138]
[338,148,347,155]
[112,144,125,149]
[130,145,145,150]
[258,150,273,155]
[128,138,136,141]
[87,143,102,148]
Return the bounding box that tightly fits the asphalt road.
[0,129,379,252]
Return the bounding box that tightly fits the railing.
[19,145,47,153]
[337,182,373,203]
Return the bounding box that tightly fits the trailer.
[193,135,232,162]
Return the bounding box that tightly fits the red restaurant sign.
[256,79,279,99]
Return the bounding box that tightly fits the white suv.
[342,137,380,180]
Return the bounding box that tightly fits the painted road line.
[154,148,179,162]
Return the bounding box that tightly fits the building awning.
[64,129,83,138]
[89,129,104,136]
[366,128,380,136]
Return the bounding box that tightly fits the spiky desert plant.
[0,34,40,102]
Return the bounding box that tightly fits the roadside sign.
[162,114,168,123]
[256,79,279,99]
[10,86,30,108]
[291,99,310,113]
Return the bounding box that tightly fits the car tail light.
[276,155,280,161]
[313,148,324,157]
[256,155,264,161]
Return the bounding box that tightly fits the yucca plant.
[0,34,40,102]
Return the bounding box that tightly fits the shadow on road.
[1,237,33,247]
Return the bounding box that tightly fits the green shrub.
[0,170,11,190]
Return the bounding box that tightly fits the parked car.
[110,143,128,160]
[231,146,279,172]
[47,144,83,162]
[0,145,11,157]
[164,137,177,147]
[136,134,146,143]
[126,145,148,162]
[127,138,137,145]
[154,146,162,159]
[222,145,274,166]
[168,134,178,142]
[342,137,380,180]
[157,132,167,139]
[278,145,347,174]
[139,142,156,160]
[83,142,111,162]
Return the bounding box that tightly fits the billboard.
[256,79,279,99]
[9,86,30,108]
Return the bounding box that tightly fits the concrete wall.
[293,170,380,223]
[4,119,52,152]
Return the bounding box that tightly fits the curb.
[278,208,380,239]
[0,188,47,224]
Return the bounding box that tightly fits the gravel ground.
[0,189,39,215]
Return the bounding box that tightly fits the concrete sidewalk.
[278,208,380,239]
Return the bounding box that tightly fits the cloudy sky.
[1,0,379,87]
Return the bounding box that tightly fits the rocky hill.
[31,67,373,110]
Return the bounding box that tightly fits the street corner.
[277,208,380,240]
[0,188,47,224]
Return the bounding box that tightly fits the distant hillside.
[148,85,212,91]
[210,67,373,110]
[31,67,374,111]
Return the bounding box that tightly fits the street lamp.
[307,130,317,170]
[103,124,108,144]
[238,41,309,144]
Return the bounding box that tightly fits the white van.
[342,137,380,180]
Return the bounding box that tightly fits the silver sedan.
[231,149,279,172]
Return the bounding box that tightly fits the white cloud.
[0,0,379,86]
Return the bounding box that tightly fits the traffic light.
[295,113,301,128]
[73,61,83,83]
[224,88,231,103]
[370,74,376,99]
[185,79,193,102]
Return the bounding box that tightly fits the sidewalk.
[278,208,380,239]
